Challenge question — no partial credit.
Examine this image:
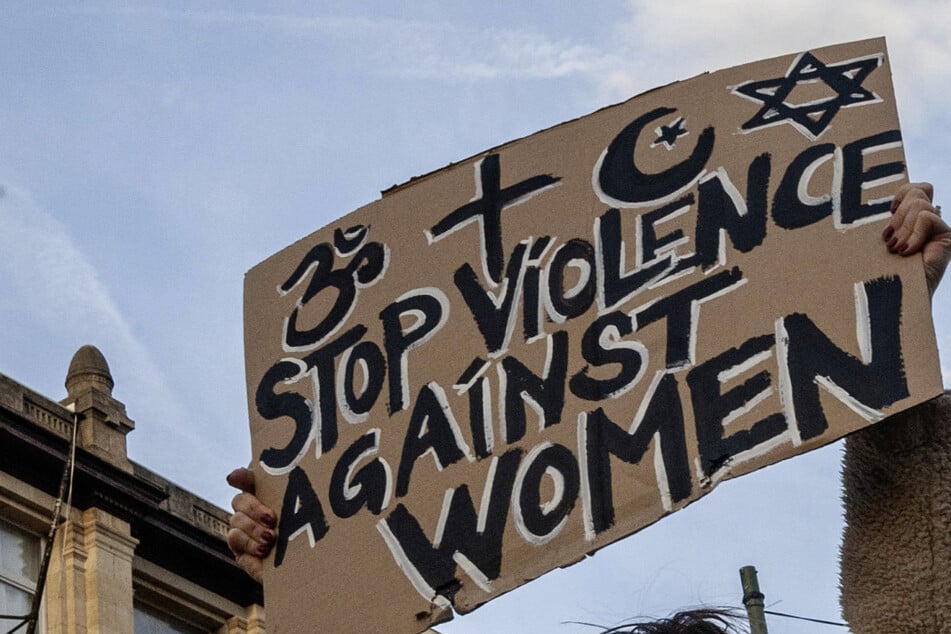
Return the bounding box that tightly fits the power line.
[763,609,848,628]
[3,413,81,634]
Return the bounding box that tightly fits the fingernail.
[887,237,898,249]
[882,226,894,240]
[262,514,276,528]
[262,530,275,543]
[256,543,269,557]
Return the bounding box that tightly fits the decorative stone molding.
[24,397,72,438]
[80,507,138,633]
[60,345,135,473]
[1,352,265,632]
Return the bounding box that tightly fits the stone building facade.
[0,345,264,633]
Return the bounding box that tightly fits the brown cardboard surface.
[243,38,943,632]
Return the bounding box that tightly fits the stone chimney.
[61,345,135,472]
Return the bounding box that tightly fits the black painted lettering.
[691,156,770,270]
[840,130,904,225]
[570,311,645,401]
[772,143,838,229]
[596,208,674,310]
[513,442,580,544]
[468,378,494,460]
[274,467,329,567]
[455,241,528,356]
[781,276,908,441]
[634,267,745,369]
[396,383,472,498]
[380,289,449,413]
[338,340,386,423]
[500,331,569,444]
[545,238,596,323]
[456,359,494,459]
[581,372,691,536]
[329,430,390,518]
[379,449,523,602]
[256,360,313,474]
[521,238,554,342]
[687,334,787,478]
[300,325,367,456]
[641,196,691,264]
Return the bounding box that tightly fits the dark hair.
[600,608,747,634]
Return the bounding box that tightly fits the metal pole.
[740,565,769,634]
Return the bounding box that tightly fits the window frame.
[133,598,206,634]
[0,516,43,631]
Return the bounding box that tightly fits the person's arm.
[226,467,276,584]
[882,182,951,295]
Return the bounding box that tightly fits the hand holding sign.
[884,183,951,295]
[226,467,276,584]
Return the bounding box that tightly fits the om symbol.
[280,225,389,351]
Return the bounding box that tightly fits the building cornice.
[0,372,263,607]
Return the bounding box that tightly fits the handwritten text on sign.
[243,39,942,632]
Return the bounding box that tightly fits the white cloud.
[0,183,195,442]
[0,186,120,332]
[616,0,946,70]
[32,2,951,104]
[603,0,951,135]
[403,27,620,81]
[35,5,621,83]
[105,2,948,141]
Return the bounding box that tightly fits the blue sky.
[0,1,949,632]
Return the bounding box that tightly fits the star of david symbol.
[732,51,882,140]
[651,117,688,150]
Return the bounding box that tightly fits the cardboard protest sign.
[243,38,943,632]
